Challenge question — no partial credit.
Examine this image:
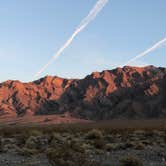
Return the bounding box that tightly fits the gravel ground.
[0,153,51,166]
[0,125,166,166]
[0,146,165,166]
[101,147,166,166]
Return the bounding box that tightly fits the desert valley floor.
[0,119,165,165]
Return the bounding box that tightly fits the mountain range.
[0,66,166,120]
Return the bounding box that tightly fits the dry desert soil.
[0,119,165,166]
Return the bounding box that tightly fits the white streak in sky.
[33,0,109,79]
[122,38,166,66]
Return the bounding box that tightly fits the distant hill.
[0,66,166,120]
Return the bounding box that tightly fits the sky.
[0,0,165,82]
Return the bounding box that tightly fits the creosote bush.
[46,145,99,166]
[86,129,103,139]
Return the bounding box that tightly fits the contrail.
[122,38,166,66]
[33,0,109,79]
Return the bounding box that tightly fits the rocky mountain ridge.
[0,66,166,120]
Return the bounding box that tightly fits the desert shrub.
[15,129,43,142]
[105,143,114,151]
[141,139,151,146]
[47,144,100,166]
[18,147,38,156]
[47,147,72,165]
[25,135,49,151]
[2,144,20,153]
[50,133,66,148]
[81,143,93,152]
[105,143,127,151]
[14,134,28,146]
[25,136,38,149]
[104,134,116,143]
[52,132,63,141]
[86,129,103,139]
[28,130,43,137]
[133,130,146,136]
[124,141,136,149]
[70,139,85,153]
[120,156,143,166]
[93,139,105,149]
[134,142,145,150]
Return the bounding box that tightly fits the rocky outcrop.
[0,66,166,120]
[0,76,74,116]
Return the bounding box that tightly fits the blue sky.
[0,0,165,82]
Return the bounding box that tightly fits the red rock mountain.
[0,66,166,120]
